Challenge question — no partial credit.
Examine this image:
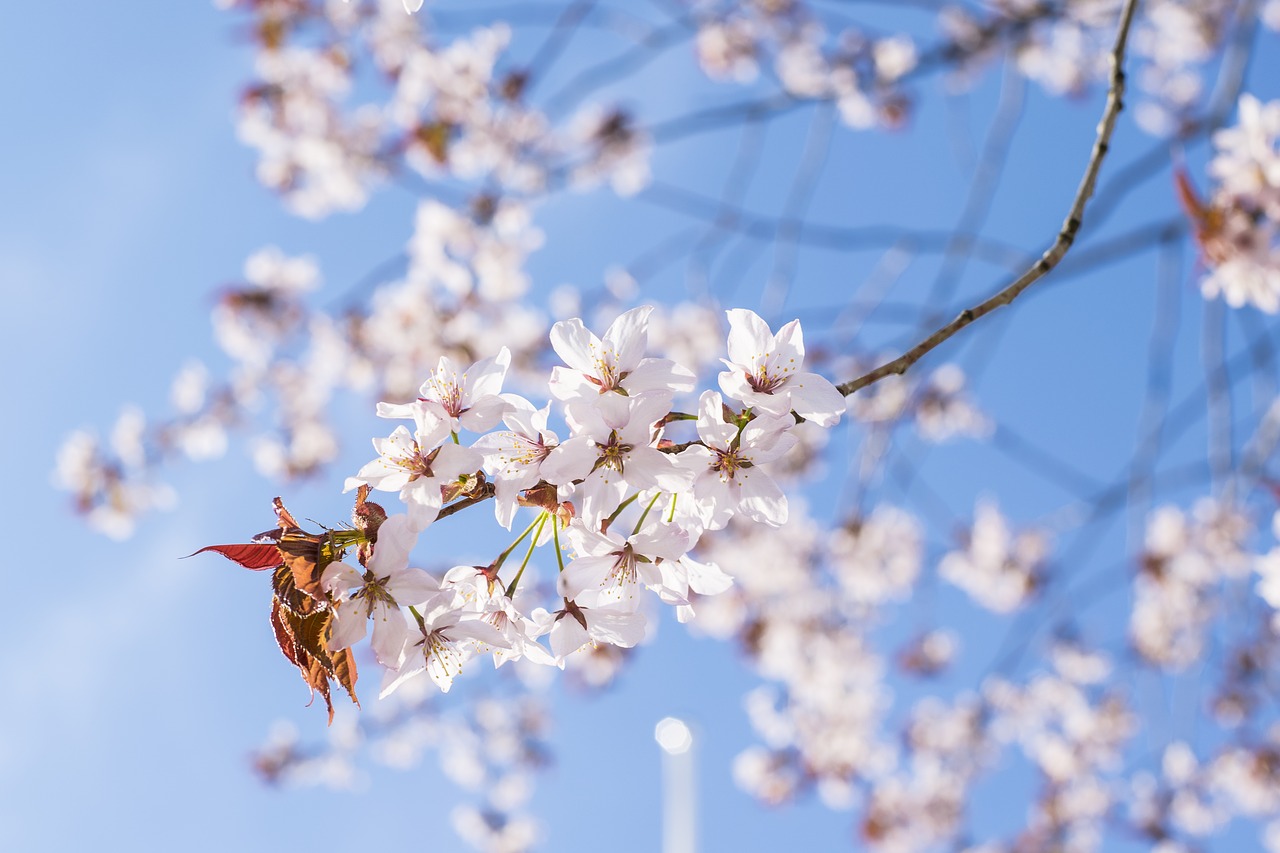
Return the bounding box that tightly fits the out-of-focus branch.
[835,0,1141,398]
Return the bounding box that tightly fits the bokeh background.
[4,2,1280,851]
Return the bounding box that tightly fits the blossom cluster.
[54,2,1280,852]
[1188,94,1280,313]
[265,305,845,698]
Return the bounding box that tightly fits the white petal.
[367,514,418,576]
[539,436,598,484]
[603,305,653,372]
[725,308,773,368]
[370,601,410,668]
[328,600,370,652]
[695,389,736,449]
[550,318,600,375]
[787,372,845,427]
[737,468,788,526]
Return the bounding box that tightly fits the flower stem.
[493,516,543,571]
[602,493,639,531]
[552,516,566,574]
[633,491,663,535]
[506,513,547,599]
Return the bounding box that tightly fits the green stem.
[329,529,368,548]
[506,513,547,599]
[493,516,542,571]
[666,493,678,523]
[602,493,639,530]
[633,491,663,535]
[552,517,567,573]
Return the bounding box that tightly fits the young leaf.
[270,597,358,724]
[272,561,325,617]
[278,530,328,603]
[272,496,302,531]
[331,646,359,707]
[187,543,281,570]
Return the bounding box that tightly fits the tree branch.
[836,0,1141,398]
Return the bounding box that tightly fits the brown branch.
[438,482,497,521]
[835,0,1141,398]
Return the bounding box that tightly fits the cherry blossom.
[939,500,1047,613]
[548,305,694,406]
[382,595,511,696]
[719,308,845,426]
[346,415,483,531]
[322,514,440,667]
[677,390,798,530]
[531,599,647,663]
[414,348,512,435]
[559,520,691,608]
[539,391,690,526]
[471,398,559,529]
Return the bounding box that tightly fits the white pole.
[655,717,696,853]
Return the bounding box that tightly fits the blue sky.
[4,3,1280,852]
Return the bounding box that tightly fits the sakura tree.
[53,0,1280,851]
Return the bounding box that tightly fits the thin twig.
[835,0,1141,398]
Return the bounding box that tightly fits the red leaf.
[188,543,281,570]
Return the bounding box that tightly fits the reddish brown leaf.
[273,496,301,531]
[331,647,360,707]
[270,599,355,724]
[1174,167,1226,260]
[293,608,333,665]
[269,597,300,669]
[251,528,283,545]
[1174,167,1209,227]
[300,652,336,725]
[279,530,328,603]
[187,543,281,570]
[272,561,323,617]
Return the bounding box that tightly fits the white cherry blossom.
[677,390,798,530]
[382,596,511,696]
[322,514,441,668]
[441,564,558,668]
[539,392,690,526]
[471,397,560,528]
[414,348,512,435]
[531,600,647,663]
[548,305,694,405]
[559,519,691,608]
[718,308,845,426]
[346,418,483,531]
